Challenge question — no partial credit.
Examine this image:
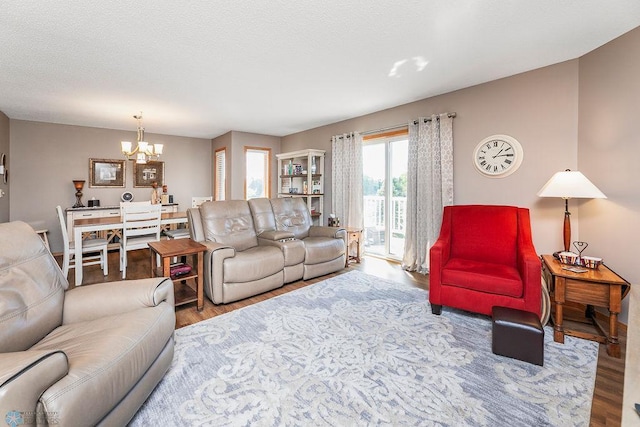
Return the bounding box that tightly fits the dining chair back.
[55,205,108,279]
[192,196,213,208]
[119,202,161,278]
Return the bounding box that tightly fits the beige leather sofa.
[260,197,347,280]
[188,198,346,304]
[0,221,175,427]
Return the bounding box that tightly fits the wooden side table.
[541,254,630,358]
[148,239,206,311]
[346,227,363,266]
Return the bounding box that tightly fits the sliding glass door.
[363,136,408,260]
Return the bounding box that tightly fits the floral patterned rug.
[131,270,598,426]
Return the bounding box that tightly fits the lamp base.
[73,189,84,208]
[563,201,571,252]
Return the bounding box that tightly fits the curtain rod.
[360,112,457,136]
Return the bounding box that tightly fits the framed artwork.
[134,161,164,187]
[89,158,126,188]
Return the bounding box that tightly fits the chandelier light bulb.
[121,141,132,154]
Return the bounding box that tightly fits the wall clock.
[472,134,523,178]
[121,191,134,202]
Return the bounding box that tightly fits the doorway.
[362,136,408,260]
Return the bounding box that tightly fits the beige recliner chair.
[188,200,303,304]
[0,221,175,426]
[268,197,347,280]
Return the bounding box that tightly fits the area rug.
[130,270,598,426]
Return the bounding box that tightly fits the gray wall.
[578,26,640,324]
[213,131,281,200]
[283,60,580,256]
[9,120,211,253]
[0,111,8,222]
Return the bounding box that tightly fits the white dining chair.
[55,205,108,279]
[191,196,213,208]
[120,202,161,279]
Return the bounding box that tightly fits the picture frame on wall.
[89,158,126,188]
[133,161,164,187]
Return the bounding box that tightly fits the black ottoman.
[492,306,544,366]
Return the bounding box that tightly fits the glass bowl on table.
[558,251,579,265]
[581,256,603,269]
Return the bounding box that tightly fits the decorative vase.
[72,180,85,208]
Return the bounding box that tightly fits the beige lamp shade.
[537,169,606,252]
[537,170,606,199]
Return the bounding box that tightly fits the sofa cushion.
[248,198,277,234]
[0,222,67,353]
[30,303,175,426]
[223,246,284,283]
[200,200,258,252]
[441,258,523,298]
[270,198,312,239]
[303,237,345,265]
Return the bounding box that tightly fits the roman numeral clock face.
[473,135,524,178]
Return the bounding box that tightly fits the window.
[245,147,271,199]
[214,148,226,201]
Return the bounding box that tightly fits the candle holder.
[72,180,85,208]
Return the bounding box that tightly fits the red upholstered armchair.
[429,205,541,317]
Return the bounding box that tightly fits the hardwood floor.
[68,249,626,426]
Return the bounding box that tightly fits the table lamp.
[537,169,606,252]
[72,180,86,208]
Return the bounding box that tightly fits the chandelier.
[120,113,163,164]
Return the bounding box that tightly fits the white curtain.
[331,132,363,257]
[402,114,454,274]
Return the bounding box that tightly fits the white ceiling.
[2,1,640,139]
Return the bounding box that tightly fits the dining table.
[72,211,188,286]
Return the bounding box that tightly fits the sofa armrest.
[201,241,235,304]
[257,237,305,267]
[257,230,295,242]
[0,350,68,417]
[518,248,542,316]
[309,226,345,240]
[62,277,174,324]
[310,226,347,255]
[516,207,542,316]
[428,233,451,304]
[202,241,235,264]
[187,207,205,241]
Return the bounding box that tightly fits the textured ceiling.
[1,1,640,139]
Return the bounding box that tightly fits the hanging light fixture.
[120,113,163,164]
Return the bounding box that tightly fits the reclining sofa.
[188,197,347,304]
[0,221,175,426]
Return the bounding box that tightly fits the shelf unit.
[276,149,325,225]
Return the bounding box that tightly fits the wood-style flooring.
[68,249,626,426]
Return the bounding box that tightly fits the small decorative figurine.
[150,181,161,204]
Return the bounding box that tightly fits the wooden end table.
[148,239,206,311]
[541,254,630,358]
[346,227,363,267]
